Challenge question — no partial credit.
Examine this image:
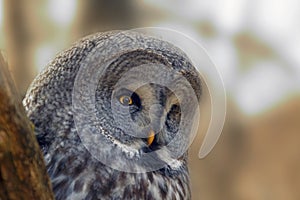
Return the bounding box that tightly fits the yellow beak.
[147,130,155,146]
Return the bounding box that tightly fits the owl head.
[72,31,202,173]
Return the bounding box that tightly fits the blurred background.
[0,0,299,199]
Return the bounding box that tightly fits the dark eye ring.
[119,95,133,106]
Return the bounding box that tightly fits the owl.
[23,31,202,200]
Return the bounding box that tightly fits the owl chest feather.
[46,145,190,200]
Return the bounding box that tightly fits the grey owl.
[23,31,202,200]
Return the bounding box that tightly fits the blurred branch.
[0,53,54,200]
[4,0,35,95]
[74,0,139,38]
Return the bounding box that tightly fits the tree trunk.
[0,53,54,200]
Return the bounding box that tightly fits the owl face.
[80,45,202,172]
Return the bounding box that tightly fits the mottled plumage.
[23,31,202,200]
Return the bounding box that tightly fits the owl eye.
[119,95,133,106]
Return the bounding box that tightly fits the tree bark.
[0,53,54,200]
